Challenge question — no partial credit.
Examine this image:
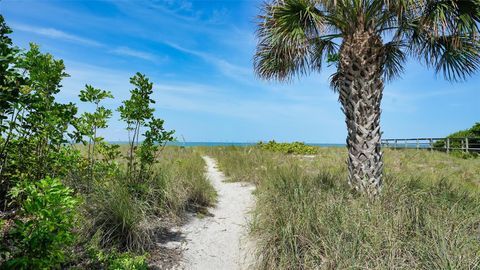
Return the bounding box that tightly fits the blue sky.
[1,0,479,143]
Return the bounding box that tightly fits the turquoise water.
[108,141,346,147]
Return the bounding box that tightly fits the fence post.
[394,139,397,150]
[416,139,419,150]
[430,138,433,152]
[446,138,450,154]
[466,138,469,153]
[405,139,408,149]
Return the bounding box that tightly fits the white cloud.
[110,46,160,62]
[12,23,166,63]
[12,23,103,47]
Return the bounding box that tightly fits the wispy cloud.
[382,87,466,113]
[384,88,463,101]
[207,8,229,24]
[154,85,343,131]
[155,82,219,96]
[164,41,253,84]
[147,0,228,25]
[12,23,103,47]
[61,59,335,124]
[110,46,161,62]
[12,23,165,63]
[60,60,132,102]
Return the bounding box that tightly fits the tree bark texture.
[337,30,385,196]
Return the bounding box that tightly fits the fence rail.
[381,137,480,153]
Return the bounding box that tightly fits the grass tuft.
[78,147,217,255]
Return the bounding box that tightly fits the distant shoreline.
[106,141,346,147]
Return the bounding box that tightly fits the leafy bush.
[257,140,318,155]
[108,253,148,270]
[0,16,217,269]
[3,177,78,269]
[117,73,174,181]
[433,122,480,156]
[84,239,148,270]
[450,150,479,159]
[83,148,217,253]
[72,67,176,255]
[0,39,79,209]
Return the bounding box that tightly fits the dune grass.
[71,146,216,267]
[207,146,480,269]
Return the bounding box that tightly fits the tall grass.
[208,147,480,269]
[78,147,216,254]
[201,146,285,184]
[160,148,217,215]
[87,180,153,251]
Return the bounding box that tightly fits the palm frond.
[419,0,480,38]
[410,31,480,81]
[400,0,480,81]
[309,36,339,71]
[255,0,480,84]
[434,36,480,81]
[329,70,342,93]
[383,41,407,82]
[254,0,325,81]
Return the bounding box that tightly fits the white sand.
[173,156,255,270]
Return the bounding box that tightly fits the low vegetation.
[0,16,215,269]
[209,147,480,269]
[201,146,276,185]
[75,147,216,268]
[257,140,318,155]
[433,122,480,158]
[443,122,480,139]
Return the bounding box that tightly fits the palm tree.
[254,0,480,196]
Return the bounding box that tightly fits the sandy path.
[172,156,255,270]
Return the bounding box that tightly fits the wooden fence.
[381,137,480,153]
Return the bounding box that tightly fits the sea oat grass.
[209,147,480,269]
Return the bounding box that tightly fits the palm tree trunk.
[337,30,384,197]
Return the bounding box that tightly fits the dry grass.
[76,146,217,253]
[206,146,480,269]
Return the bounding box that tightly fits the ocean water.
[108,141,346,148]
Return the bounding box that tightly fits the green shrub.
[84,238,148,270]
[257,140,318,155]
[81,147,216,254]
[108,253,148,270]
[3,177,78,269]
[1,16,217,269]
[433,122,480,154]
[450,150,479,159]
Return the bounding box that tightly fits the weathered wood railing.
[381,137,480,153]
